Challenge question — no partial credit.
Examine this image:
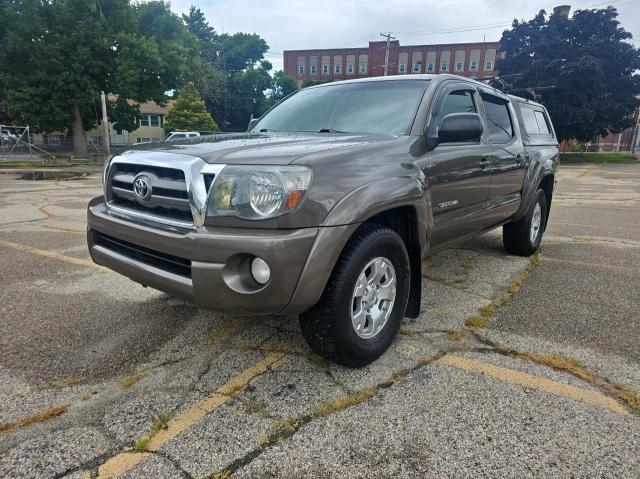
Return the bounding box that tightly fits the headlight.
[207,165,312,220]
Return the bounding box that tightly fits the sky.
[166,0,640,72]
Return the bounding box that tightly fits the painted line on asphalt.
[96,352,286,478]
[0,238,102,270]
[437,355,628,415]
[0,238,103,270]
[41,224,86,234]
[541,256,636,272]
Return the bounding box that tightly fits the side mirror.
[247,118,259,131]
[437,113,483,144]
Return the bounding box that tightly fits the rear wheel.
[299,224,410,367]
[503,188,548,256]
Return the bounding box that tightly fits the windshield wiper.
[259,128,281,132]
[318,128,349,133]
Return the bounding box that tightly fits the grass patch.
[120,372,145,389]
[306,352,332,371]
[150,412,170,434]
[132,436,149,452]
[211,469,231,479]
[448,331,463,342]
[0,405,67,433]
[0,159,90,168]
[479,304,497,318]
[312,388,378,417]
[560,152,638,164]
[248,402,269,417]
[464,316,489,330]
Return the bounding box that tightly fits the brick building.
[284,40,500,86]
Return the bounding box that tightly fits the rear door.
[478,90,526,226]
[422,82,493,249]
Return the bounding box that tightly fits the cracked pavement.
[0,163,639,478]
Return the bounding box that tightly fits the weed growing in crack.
[312,388,378,417]
[0,405,67,433]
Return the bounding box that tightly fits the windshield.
[254,80,429,136]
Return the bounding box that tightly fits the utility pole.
[100,91,110,155]
[380,32,396,76]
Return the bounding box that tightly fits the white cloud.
[168,0,640,72]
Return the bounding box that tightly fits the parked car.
[164,131,201,141]
[87,74,558,367]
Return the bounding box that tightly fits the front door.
[421,84,493,250]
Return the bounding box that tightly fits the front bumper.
[87,197,320,314]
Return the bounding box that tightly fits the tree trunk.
[71,104,87,158]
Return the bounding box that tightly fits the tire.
[299,223,410,368]
[503,188,548,256]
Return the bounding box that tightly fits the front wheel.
[299,224,410,367]
[503,188,548,256]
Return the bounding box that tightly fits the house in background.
[28,98,175,151]
[103,99,176,146]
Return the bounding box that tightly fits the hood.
[122,132,397,165]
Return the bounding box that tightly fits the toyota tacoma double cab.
[87,74,558,367]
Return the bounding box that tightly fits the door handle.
[479,157,491,168]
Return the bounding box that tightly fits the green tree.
[268,71,298,106]
[0,0,193,156]
[497,7,640,142]
[181,8,273,131]
[163,82,218,132]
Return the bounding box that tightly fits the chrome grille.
[104,152,226,229]
[108,163,193,223]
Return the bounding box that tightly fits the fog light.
[251,257,271,285]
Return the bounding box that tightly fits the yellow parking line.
[41,224,86,234]
[0,239,102,270]
[97,352,285,478]
[438,355,628,415]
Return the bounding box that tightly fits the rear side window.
[481,93,513,143]
[534,111,551,135]
[520,105,553,136]
[520,107,540,135]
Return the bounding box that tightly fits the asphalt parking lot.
[0,163,639,478]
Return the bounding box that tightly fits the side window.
[520,106,553,136]
[438,90,476,121]
[534,110,551,135]
[481,93,513,143]
[520,106,540,135]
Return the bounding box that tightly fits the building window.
[139,114,162,128]
[347,64,354,74]
[137,137,152,143]
[413,62,421,73]
[469,60,478,71]
[359,63,366,74]
[426,62,434,72]
[322,64,329,75]
[440,62,448,72]
[484,60,493,71]
[399,63,406,73]
[298,65,305,75]
[311,64,317,74]
[455,61,463,71]
[335,64,341,74]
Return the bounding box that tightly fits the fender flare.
[284,177,430,315]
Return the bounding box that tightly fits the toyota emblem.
[133,175,153,202]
